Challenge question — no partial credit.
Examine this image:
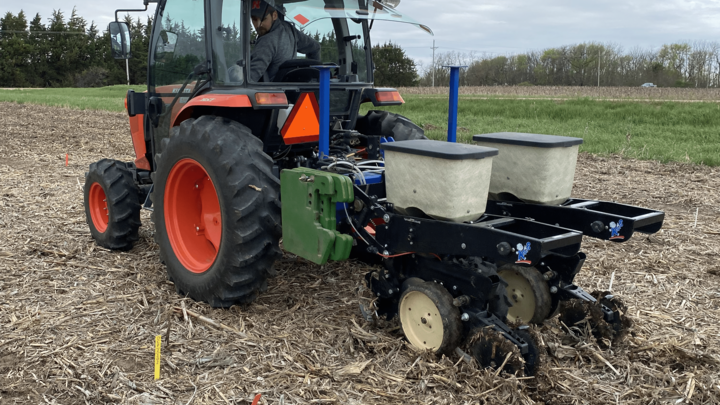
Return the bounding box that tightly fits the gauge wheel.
[498,264,552,324]
[398,279,462,355]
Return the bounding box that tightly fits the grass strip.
[1,86,717,166]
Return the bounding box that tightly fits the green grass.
[1,87,718,166]
[0,85,145,112]
[363,96,720,166]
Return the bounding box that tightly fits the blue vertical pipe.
[315,66,333,159]
[447,67,460,142]
[442,65,468,143]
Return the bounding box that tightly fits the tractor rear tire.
[84,159,141,251]
[151,116,282,308]
[355,110,428,141]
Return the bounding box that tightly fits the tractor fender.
[171,94,253,127]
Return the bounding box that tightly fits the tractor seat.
[274,59,323,83]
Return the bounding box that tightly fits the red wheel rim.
[165,158,222,273]
[89,182,109,233]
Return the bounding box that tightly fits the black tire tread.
[83,159,141,251]
[151,116,282,308]
[355,110,428,141]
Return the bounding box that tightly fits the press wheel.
[398,279,462,355]
[498,265,552,324]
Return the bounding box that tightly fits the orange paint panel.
[129,114,150,170]
[281,93,320,145]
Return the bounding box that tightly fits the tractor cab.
[113,0,432,173]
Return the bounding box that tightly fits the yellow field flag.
[154,335,161,380]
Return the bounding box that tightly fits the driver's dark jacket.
[250,19,321,82]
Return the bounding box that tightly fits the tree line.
[3,8,719,89]
[0,9,150,87]
[416,42,720,88]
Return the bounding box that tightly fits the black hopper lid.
[380,140,499,160]
[473,132,583,148]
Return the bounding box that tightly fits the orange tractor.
[85,0,664,375]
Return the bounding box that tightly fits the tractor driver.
[249,0,321,82]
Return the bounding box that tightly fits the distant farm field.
[0,85,145,112]
[397,85,720,101]
[2,86,719,166]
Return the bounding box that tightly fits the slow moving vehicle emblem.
[515,242,531,264]
[609,219,624,240]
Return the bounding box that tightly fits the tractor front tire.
[84,159,141,250]
[355,110,428,141]
[152,116,282,308]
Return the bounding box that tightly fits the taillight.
[375,91,404,103]
[255,92,288,106]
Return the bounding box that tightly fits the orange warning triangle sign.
[281,92,320,145]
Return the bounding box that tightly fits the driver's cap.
[251,0,270,18]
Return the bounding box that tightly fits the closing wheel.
[558,291,632,348]
[498,264,552,324]
[399,279,462,355]
[597,292,632,345]
[469,328,524,375]
[83,159,141,250]
[152,116,282,307]
[514,328,541,376]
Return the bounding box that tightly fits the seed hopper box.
[380,140,498,222]
[473,133,583,205]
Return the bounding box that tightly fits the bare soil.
[0,102,719,404]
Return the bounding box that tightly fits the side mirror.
[109,22,131,59]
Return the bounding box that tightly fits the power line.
[0,30,90,35]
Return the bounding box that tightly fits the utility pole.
[598,50,601,87]
[431,40,439,87]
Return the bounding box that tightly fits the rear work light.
[255,92,288,106]
[375,91,404,104]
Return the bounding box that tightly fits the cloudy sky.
[6,0,720,67]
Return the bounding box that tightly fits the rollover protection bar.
[485,199,665,242]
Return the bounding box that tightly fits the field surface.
[0,102,720,404]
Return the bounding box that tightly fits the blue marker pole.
[313,65,336,159]
[443,65,468,143]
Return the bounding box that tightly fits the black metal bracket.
[558,284,615,322]
[470,311,529,355]
[375,213,583,266]
[486,199,665,242]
